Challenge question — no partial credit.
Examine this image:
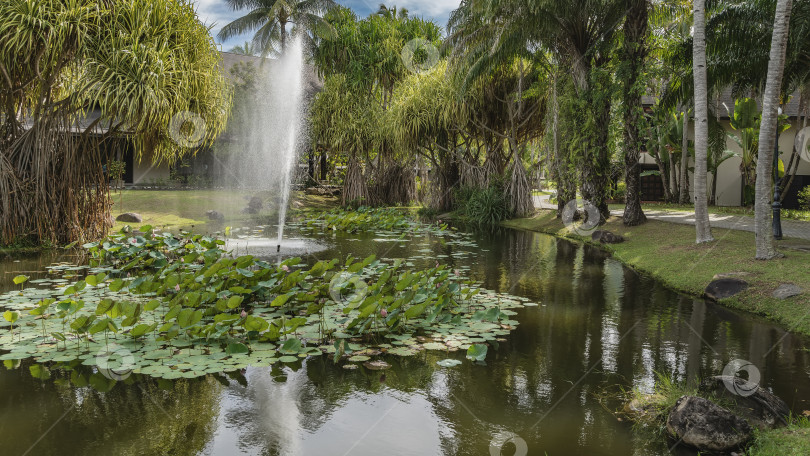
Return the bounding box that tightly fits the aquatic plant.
[0,225,533,383]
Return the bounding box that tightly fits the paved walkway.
[531,194,810,241]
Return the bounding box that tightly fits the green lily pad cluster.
[0,222,535,383]
[299,206,432,233]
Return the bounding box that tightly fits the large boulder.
[591,230,624,244]
[704,278,748,301]
[771,284,802,300]
[666,395,752,452]
[115,212,142,223]
[699,376,790,430]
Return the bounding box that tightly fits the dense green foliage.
[0,0,230,245]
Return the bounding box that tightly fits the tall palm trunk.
[669,148,678,202]
[621,0,648,226]
[679,106,690,204]
[754,0,793,259]
[693,0,714,243]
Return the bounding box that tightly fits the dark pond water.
[1,226,809,456]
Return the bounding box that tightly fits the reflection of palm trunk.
[280,20,287,55]
[685,299,706,386]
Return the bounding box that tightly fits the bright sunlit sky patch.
[194,0,459,52]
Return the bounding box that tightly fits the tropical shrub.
[463,185,511,225]
[799,185,810,211]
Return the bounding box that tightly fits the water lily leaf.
[466,344,488,362]
[244,316,269,332]
[279,355,298,363]
[109,279,125,292]
[279,338,302,355]
[130,323,157,338]
[227,296,243,309]
[436,359,462,367]
[13,275,29,285]
[3,311,19,324]
[348,355,370,362]
[363,360,391,370]
[270,293,293,307]
[226,343,249,355]
[177,308,203,328]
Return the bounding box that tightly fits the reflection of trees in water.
[0,372,220,456]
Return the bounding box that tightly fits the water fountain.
[223,36,325,258]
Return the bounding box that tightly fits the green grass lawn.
[109,189,339,232]
[504,210,810,336]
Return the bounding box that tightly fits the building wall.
[131,150,171,186]
[641,119,810,207]
[715,120,810,207]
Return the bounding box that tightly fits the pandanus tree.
[0,0,229,246]
[309,74,379,206]
[218,0,338,57]
[311,6,442,206]
[387,60,466,210]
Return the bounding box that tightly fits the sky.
[194,0,460,52]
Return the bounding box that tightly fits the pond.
[1,224,809,455]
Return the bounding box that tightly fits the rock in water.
[666,396,752,452]
[704,278,748,301]
[771,284,802,300]
[248,196,263,212]
[591,230,624,244]
[205,210,224,221]
[115,212,142,223]
[699,376,790,430]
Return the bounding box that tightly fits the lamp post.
[772,106,783,240]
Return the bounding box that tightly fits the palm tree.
[217,0,338,57]
[230,41,257,55]
[620,0,649,226]
[692,0,713,243]
[755,0,793,259]
[448,0,627,221]
[377,4,408,20]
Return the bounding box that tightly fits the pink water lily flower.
[281,265,290,272]
[174,284,180,292]
[380,308,388,318]
[240,309,247,318]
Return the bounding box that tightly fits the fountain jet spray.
[225,36,306,249]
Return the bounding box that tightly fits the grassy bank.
[109,189,339,231]
[624,378,810,455]
[503,210,810,336]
